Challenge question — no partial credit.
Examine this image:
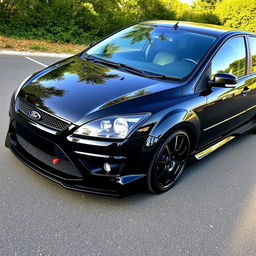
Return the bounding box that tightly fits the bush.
[0,0,175,44]
[0,0,255,45]
[215,0,256,32]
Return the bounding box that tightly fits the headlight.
[14,75,32,100]
[73,114,150,139]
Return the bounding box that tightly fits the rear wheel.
[147,129,190,194]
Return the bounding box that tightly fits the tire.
[147,129,190,194]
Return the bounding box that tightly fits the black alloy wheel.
[147,130,190,193]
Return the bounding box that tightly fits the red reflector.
[52,158,61,165]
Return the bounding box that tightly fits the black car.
[5,21,256,196]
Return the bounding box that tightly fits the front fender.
[146,109,201,151]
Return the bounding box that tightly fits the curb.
[0,50,72,58]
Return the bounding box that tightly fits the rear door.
[245,36,256,116]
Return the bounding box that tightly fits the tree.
[215,0,256,32]
[161,0,190,20]
[0,0,255,44]
[187,0,220,24]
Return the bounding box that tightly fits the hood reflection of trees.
[72,59,119,84]
[37,57,120,85]
[100,88,149,109]
[22,83,66,114]
[21,57,121,112]
[64,58,119,84]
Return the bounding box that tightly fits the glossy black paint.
[5,21,256,196]
[210,73,238,86]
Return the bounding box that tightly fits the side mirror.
[208,73,237,88]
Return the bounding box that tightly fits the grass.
[0,36,87,54]
[28,44,48,51]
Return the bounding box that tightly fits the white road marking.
[25,57,48,67]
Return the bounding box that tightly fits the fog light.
[103,162,111,173]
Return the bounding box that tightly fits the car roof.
[140,20,255,37]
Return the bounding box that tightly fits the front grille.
[19,99,70,131]
[16,133,83,179]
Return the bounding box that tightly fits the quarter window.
[249,37,256,73]
[211,37,246,78]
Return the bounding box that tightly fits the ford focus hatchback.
[6,21,256,196]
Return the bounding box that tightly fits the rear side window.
[211,37,246,78]
[249,37,256,73]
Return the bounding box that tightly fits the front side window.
[85,24,216,79]
[249,37,256,73]
[211,37,246,78]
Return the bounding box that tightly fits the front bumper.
[6,100,158,196]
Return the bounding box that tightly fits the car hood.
[19,56,181,123]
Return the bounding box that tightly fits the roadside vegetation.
[0,0,255,53]
[0,36,86,54]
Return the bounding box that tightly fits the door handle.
[242,86,251,95]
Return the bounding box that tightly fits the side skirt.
[195,119,256,160]
[195,136,235,160]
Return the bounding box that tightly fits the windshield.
[85,24,217,79]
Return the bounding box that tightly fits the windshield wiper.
[83,55,144,74]
[83,55,121,68]
[118,63,181,80]
[119,63,148,75]
[120,63,182,80]
[83,55,181,80]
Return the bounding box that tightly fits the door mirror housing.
[209,73,237,88]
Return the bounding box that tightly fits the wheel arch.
[148,109,201,153]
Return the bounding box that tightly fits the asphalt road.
[1,54,256,256]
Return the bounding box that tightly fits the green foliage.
[215,0,256,32]
[0,0,101,44]
[186,0,220,24]
[0,0,255,45]
[29,44,48,51]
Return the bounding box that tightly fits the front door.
[202,36,250,143]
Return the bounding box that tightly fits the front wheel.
[147,129,190,194]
